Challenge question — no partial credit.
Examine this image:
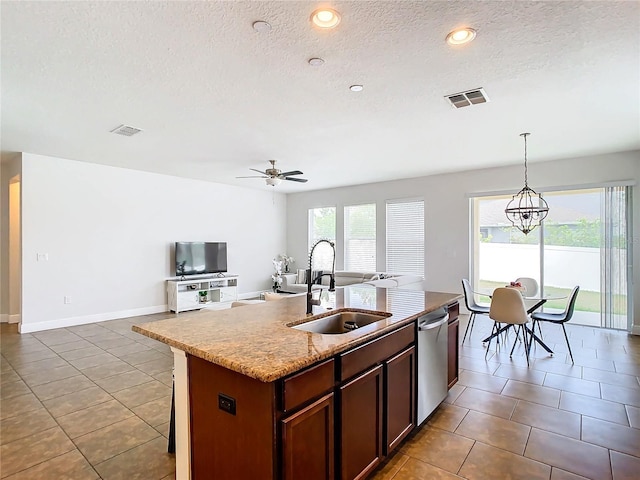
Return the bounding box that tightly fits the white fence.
[479,243,600,291]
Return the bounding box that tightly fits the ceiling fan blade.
[236,175,267,179]
[279,170,303,177]
[284,177,308,183]
[249,168,268,175]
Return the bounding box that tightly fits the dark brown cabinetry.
[282,392,335,480]
[385,346,416,452]
[447,302,460,388]
[340,365,384,480]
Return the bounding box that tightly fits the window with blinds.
[308,207,336,270]
[344,203,376,271]
[386,199,424,276]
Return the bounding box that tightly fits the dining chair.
[515,277,539,297]
[461,279,490,343]
[487,287,532,366]
[531,286,580,363]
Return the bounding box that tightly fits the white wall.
[18,153,287,332]
[287,151,640,331]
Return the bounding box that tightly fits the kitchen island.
[133,285,461,480]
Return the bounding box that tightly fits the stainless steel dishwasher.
[417,307,449,425]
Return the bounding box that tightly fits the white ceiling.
[2,1,639,192]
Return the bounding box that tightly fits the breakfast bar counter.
[133,286,461,480]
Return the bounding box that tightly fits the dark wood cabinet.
[340,365,384,480]
[385,346,416,453]
[282,392,334,480]
[447,303,460,388]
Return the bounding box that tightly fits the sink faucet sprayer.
[307,239,336,314]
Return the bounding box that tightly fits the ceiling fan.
[237,160,308,186]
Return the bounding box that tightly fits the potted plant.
[199,291,208,303]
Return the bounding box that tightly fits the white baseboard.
[8,314,21,324]
[18,305,168,333]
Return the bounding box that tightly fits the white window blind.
[386,199,424,276]
[344,203,376,271]
[308,207,336,270]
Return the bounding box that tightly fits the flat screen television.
[175,242,228,276]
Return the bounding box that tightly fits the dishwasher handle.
[418,313,449,331]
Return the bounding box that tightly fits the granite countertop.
[132,285,461,383]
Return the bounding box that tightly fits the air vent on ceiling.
[110,124,143,136]
[445,88,490,109]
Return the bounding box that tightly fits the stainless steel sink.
[290,309,392,334]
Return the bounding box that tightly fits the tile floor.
[1,312,639,479]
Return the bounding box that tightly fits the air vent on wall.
[445,88,489,109]
[110,124,143,136]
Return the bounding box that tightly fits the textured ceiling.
[2,1,639,192]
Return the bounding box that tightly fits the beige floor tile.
[0,369,20,386]
[3,449,99,480]
[43,385,113,418]
[459,441,550,480]
[626,405,640,429]
[1,348,59,366]
[32,331,82,346]
[531,359,582,378]
[88,336,136,350]
[152,370,174,387]
[560,391,630,425]
[369,451,410,480]
[524,428,612,480]
[132,395,172,427]
[502,379,561,408]
[74,416,160,464]
[112,380,171,408]
[455,410,530,454]
[427,403,469,432]
[59,345,106,361]
[135,356,174,375]
[56,399,134,438]
[443,383,465,404]
[94,369,154,393]
[0,380,31,400]
[458,370,507,393]
[550,467,589,480]
[494,363,546,385]
[80,359,137,381]
[459,355,500,375]
[0,392,42,421]
[600,383,640,408]
[107,342,152,358]
[512,399,581,439]
[571,357,615,372]
[48,339,95,353]
[614,360,640,377]
[12,355,69,376]
[399,426,474,473]
[21,365,80,387]
[392,457,463,479]
[454,387,517,419]
[68,352,120,370]
[0,426,75,478]
[610,450,640,480]
[583,366,639,390]
[119,349,168,367]
[94,436,175,480]
[31,374,95,401]
[543,372,601,397]
[155,421,170,438]
[581,416,640,457]
[0,408,56,445]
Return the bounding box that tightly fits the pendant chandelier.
[505,133,549,235]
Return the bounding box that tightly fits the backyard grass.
[476,280,626,314]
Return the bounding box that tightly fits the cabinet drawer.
[340,323,415,381]
[282,359,335,413]
[447,302,459,322]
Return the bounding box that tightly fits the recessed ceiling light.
[252,20,272,33]
[446,27,477,46]
[311,8,341,29]
[349,85,363,92]
[308,57,325,66]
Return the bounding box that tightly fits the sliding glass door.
[473,187,631,330]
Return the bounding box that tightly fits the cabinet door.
[447,318,459,388]
[385,346,416,453]
[340,365,383,480]
[282,392,334,480]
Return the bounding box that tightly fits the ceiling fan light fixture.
[446,27,476,46]
[266,177,282,186]
[505,133,550,235]
[311,8,341,29]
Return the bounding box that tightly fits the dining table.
[477,287,566,355]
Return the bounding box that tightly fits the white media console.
[167,275,239,313]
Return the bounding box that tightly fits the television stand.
[167,275,239,313]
